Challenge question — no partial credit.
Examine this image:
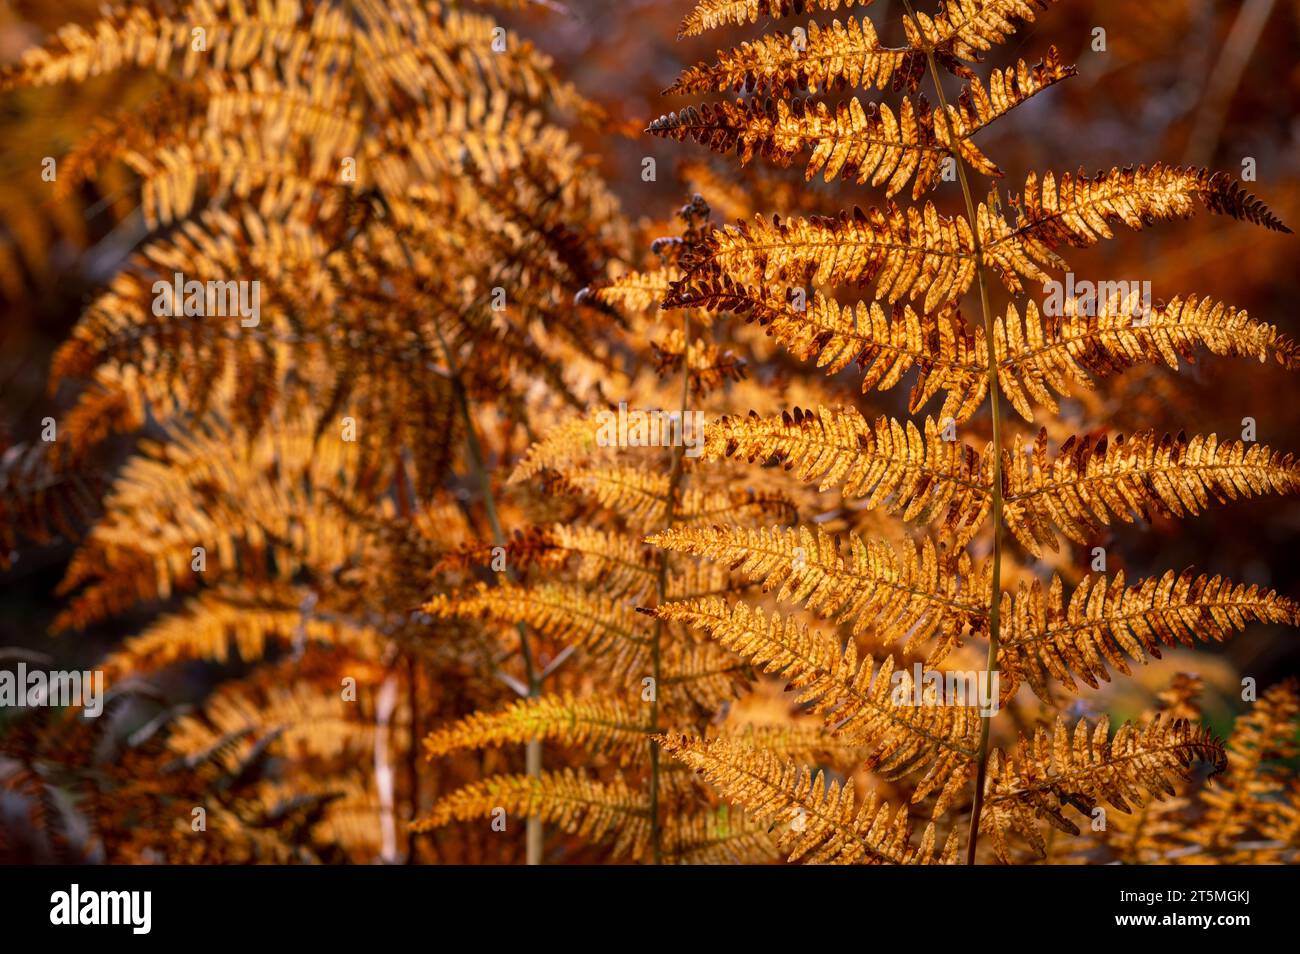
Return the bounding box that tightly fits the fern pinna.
[644,0,1300,863]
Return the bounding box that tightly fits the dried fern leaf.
[699,281,988,421]
[982,165,1292,289]
[425,582,650,656]
[701,406,991,546]
[981,714,1225,862]
[413,769,650,858]
[422,691,647,764]
[1189,680,1300,855]
[667,17,921,98]
[651,598,979,810]
[1003,428,1300,556]
[904,0,1058,64]
[662,807,779,864]
[648,524,988,657]
[652,50,1073,200]
[995,295,1300,421]
[668,205,977,315]
[678,0,874,38]
[1001,570,1300,701]
[658,734,957,863]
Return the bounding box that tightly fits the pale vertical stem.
[372,189,546,864]
[648,308,692,864]
[375,672,400,864]
[444,351,546,866]
[900,0,1004,866]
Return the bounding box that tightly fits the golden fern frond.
[577,266,681,317]
[698,282,988,422]
[904,0,1057,65]
[995,295,1300,421]
[718,722,866,769]
[932,49,1075,177]
[651,51,1072,201]
[666,17,921,99]
[662,807,778,864]
[508,411,606,484]
[1003,429,1300,556]
[103,583,382,679]
[648,524,988,657]
[677,0,873,38]
[550,524,657,596]
[0,4,314,89]
[1001,570,1300,701]
[982,165,1291,289]
[422,691,647,765]
[168,680,371,765]
[551,464,796,529]
[650,329,748,394]
[658,734,958,864]
[412,770,650,858]
[981,714,1225,862]
[651,598,979,809]
[667,205,977,315]
[702,406,991,546]
[1189,680,1300,855]
[424,582,651,657]
[661,639,751,710]
[649,96,944,201]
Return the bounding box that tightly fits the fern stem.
[900,0,1005,866]
[444,340,546,866]
[649,306,693,865]
[369,189,547,864]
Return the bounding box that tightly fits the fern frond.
[424,582,651,656]
[1001,570,1300,701]
[658,734,957,864]
[933,49,1075,176]
[508,411,606,483]
[995,295,1300,421]
[667,17,921,99]
[718,723,867,768]
[904,0,1057,64]
[702,406,991,546]
[412,769,650,858]
[668,205,977,315]
[104,584,382,678]
[577,266,681,316]
[662,807,778,864]
[704,282,989,421]
[982,714,1225,862]
[651,598,979,809]
[1003,429,1300,556]
[422,691,647,764]
[983,165,1291,289]
[677,0,873,38]
[653,50,1073,201]
[550,524,657,596]
[648,524,988,657]
[649,96,944,201]
[1190,680,1300,854]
